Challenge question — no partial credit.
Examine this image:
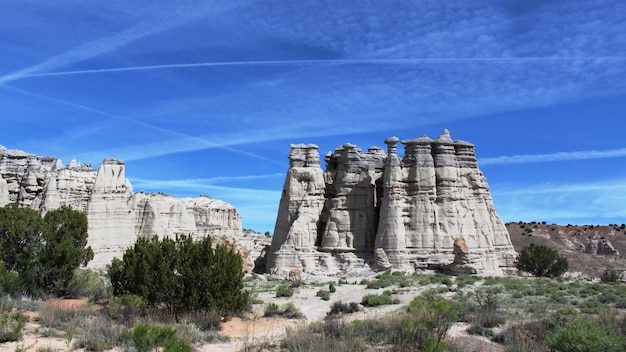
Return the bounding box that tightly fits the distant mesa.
[0,145,244,269]
[264,130,518,276]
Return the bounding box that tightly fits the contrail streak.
[0,21,167,84]
[481,148,626,165]
[0,2,249,84]
[0,83,280,164]
[24,56,626,78]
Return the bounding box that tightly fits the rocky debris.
[0,146,243,269]
[507,222,626,279]
[585,239,620,256]
[267,130,518,276]
[373,248,393,271]
[442,237,479,275]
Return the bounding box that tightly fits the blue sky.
[1,0,625,232]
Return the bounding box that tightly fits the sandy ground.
[201,280,431,351]
[1,278,480,352]
[0,299,95,352]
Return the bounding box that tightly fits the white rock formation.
[0,146,243,269]
[267,130,518,276]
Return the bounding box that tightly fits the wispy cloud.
[492,179,626,224]
[1,83,281,165]
[0,1,248,84]
[0,22,167,84]
[21,56,626,79]
[482,148,626,165]
[68,118,362,163]
[494,180,626,196]
[130,174,284,190]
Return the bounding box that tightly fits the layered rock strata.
[0,145,243,269]
[267,130,517,276]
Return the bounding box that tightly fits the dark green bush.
[276,285,293,298]
[39,205,94,296]
[0,204,93,296]
[109,234,249,317]
[0,312,27,342]
[361,292,394,307]
[516,244,568,278]
[132,324,192,352]
[328,301,361,315]
[263,302,280,317]
[466,324,494,337]
[601,268,623,284]
[316,289,330,301]
[546,316,626,352]
[366,272,411,289]
[0,262,22,295]
[264,302,304,319]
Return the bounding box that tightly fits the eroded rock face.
[585,239,619,256]
[0,146,243,269]
[267,130,518,276]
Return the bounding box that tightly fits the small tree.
[0,203,44,276]
[109,234,248,317]
[39,206,94,295]
[0,204,93,296]
[516,244,568,278]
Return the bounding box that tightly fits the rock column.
[375,137,408,267]
[266,144,326,274]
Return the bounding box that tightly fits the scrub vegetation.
[1,205,625,351]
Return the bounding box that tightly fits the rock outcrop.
[585,239,619,256]
[266,130,517,276]
[0,145,243,269]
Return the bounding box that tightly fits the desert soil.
[1,276,502,352]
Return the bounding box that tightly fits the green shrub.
[109,234,249,317]
[0,312,27,342]
[64,269,109,301]
[39,206,94,296]
[383,293,457,350]
[601,268,623,284]
[316,289,330,301]
[264,303,280,317]
[0,204,96,297]
[328,282,336,293]
[71,314,127,351]
[328,301,361,315]
[546,316,626,352]
[106,294,148,324]
[132,324,192,352]
[264,302,304,319]
[361,293,394,307]
[455,275,480,288]
[276,285,294,298]
[0,262,22,296]
[466,324,494,337]
[366,272,411,289]
[516,244,568,278]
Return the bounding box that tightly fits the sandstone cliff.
[0,145,243,269]
[267,130,518,276]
